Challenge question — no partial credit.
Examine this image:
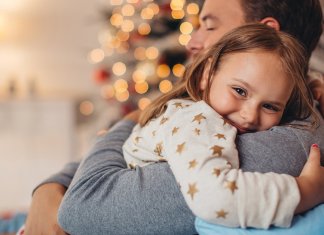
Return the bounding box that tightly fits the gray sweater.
[39,116,324,235]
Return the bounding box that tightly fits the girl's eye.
[233,87,246,97]
[263,104,279,112]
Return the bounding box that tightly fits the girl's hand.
[295,144,323,214]
[24,183,68,235]
[308,74,324,116]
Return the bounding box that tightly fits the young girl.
[122,23,320,229]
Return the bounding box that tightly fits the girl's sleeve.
[158,100,300,229]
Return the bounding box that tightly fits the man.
[25,0,324,234]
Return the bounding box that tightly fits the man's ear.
[200,58,212,90]
[260,17,280,31]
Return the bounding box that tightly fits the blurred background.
[1,0,324,215]
[0,0,200,212]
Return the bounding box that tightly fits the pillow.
[195,204,324,235]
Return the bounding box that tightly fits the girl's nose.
[240,105,259,126]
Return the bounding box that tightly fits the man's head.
[187,0,323,59]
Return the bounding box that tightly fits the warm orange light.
[146,46,159,60]
[141,8,154,20]
[121,4,135,16]
[88,49,105,64]
[132,70,146,83]
[159,80,173,93]
[172,64,186,77]
[138,98,152,110]
[180,22,193,35]
[138,23,151,35]
[171,10,185,19]
[157,64,171,78]
[178,34,191,46]
[79,101,94,116]
[114,79,128,93]
[186,3,200,15]
[135,81,149,94]
[115,90,129,102]
[110,13,123,27]
[121,19,134,32]
[134,47,147,60]
[112,62,126,76]
[101,84,115,99]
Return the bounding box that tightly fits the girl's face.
[200,50,294,134]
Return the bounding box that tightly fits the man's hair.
[240,0,323,58]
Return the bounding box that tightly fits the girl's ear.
[200,58,212,91]
[260,17,280,31]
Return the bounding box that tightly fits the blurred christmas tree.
[88,0,201,117]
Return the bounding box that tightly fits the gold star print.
[172,127,179,135]
[154,142,163,156]
[134,136,142,144]
[188,159,198,169]
[212,168,221,177]
[194,128,201,136]
[152,131,156,137]
[215,133,226,140]
[160,116,169,125]
[225,180,238,194]
[173,102,183,108]
[221,117,230,126]
[192,113,206,124]
[128,163,136,169]
[216,209,228,219]
[210,145,224,157]
[176,142,186,154]
[187,183,199,200]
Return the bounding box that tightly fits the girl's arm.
[139,100,322,229]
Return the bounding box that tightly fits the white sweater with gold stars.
[122,99,300,229]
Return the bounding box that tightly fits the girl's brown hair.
[140,23,319,128]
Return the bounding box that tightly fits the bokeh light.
[110,13,124,27]
[156,64,170,78]
[132,70,146,83]
[79,101,94,116]
[170,0,185,10]
[138,22,151,35]
[116,30,130,41]
[159,80,173,93]
[100,84,115,99]
[172,64,186,77]
[186,3,200,15]
[180,22,193,35]
[88,49,105,64]
[114,79,128,92]
[138,97,151,110]
[121,19,135,32]
[135,81,149,94]
[115,90,129,102]
[171,10,185,19]
[178,34,191,46]
[121,4,135,16]
[134,47,147,60]
[147,3,160,15]
[141,7,154,20]
[112,62,126,76]
[145,46,159,60]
